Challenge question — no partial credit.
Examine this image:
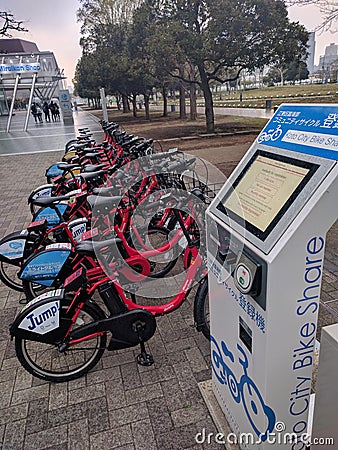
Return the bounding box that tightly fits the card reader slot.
[239,317,252,353]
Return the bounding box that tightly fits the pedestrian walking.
[42,101,51,122]
[50,101,60,121]
[31,103,38,123]
[36,104,43,123]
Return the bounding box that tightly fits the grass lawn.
[211,83,338,108]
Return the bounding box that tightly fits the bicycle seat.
[71,143,87,150]
[87,194,121,211]
[92,185,121,196]
[75,237,122,256]
[79,148,95,154]
[83,163,106,173]
[80,170,107,181]
[83,152,100,158]
[165,157,196,172]
[77,133,92,139]
[32,195,71,207]
[57,163,80,171]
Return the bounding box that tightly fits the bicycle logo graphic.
[210,336,276,441]
[257,125,283,144]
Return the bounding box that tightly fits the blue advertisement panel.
[34,204,68,226]
[20,250,71,286]
[257,104,338,160]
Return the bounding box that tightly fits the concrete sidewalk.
[0,109,102,155]
[0,110,336,449]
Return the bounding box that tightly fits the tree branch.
[208,67,244,84]
[166,69,202,86]
[0,11,28,37]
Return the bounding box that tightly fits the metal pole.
[24,55,40,131]
[6,57,21,132]
[24,72,37,131]
[100,87,108,122]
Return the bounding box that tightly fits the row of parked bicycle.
[0,120,212,382]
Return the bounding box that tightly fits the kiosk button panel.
[235,264,252,291]
[234,252,262,298]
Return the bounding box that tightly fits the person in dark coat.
[31,103,38,123]
[42,101,51,122]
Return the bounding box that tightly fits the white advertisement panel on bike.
[206,104,338,449]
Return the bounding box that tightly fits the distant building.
[0,38,39,54]
[306,32,316,75]
[318,43,338,68]
[316,42,338,82]
[0,38,66,131]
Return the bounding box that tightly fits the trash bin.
[265,99,272,109]
[170,104,176,112]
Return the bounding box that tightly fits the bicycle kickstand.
[133,321,154,366]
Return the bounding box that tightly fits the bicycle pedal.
[136,352,154,366]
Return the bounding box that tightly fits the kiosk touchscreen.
[206,104,338,449]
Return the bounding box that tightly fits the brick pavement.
[0,124,337,449]
[0,149,221,450]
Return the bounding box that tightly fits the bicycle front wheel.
[15,302,107,382]
[194,276,210,340]
[0,261,23,292]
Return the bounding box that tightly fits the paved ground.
[0,109,103,155]
[0,109,336,450]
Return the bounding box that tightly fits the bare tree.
[0,11,28,37]
[286,0,338,32]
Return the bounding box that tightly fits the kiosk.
[206,104,338,449]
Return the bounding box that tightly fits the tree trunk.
[132,94,137,117]
[179,65,186,119]
[122,93,129,113]
[189,82,197,121]
[198,65,214,133]
[162,85,168,117]
[144,94,150,120]
[115,94,121,110]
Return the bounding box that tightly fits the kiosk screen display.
[217,150,319,240]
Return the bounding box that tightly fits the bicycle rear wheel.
[128,225,178,278]
[15,301,107,382]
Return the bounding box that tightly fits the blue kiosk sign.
[257,104,338,160]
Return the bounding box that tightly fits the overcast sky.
[4,0,338,87]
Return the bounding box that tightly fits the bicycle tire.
[64,139,78,153]
[194,276,210,340]
[128,225,178,278]
[15,300,107,382]
[22,280,55,302]
[0,261,23,292]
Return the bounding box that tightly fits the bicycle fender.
[9,289,71,344]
